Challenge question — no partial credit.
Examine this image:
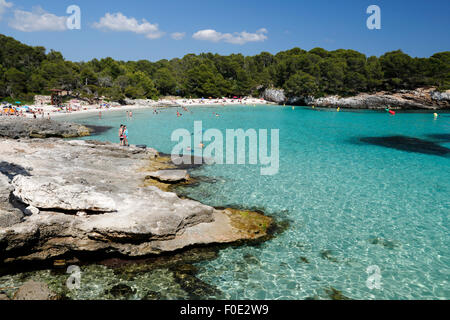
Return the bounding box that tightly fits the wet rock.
[146,170,189,183]
[142,291,162,300]
[173,271,222,299]
[173,264,198,275]
[243,253,260,265]
[324,287,351,300]
[106,283,136,299]
[13,280,57,300]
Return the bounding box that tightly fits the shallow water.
[8,105,449,300]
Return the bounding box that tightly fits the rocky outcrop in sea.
[0,118,91,139]
[0,135,272,265]
[262,87,450,110]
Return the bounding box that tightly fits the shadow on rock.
[0,161,32,180]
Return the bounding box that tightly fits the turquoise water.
[68,105,449,300]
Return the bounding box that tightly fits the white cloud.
[192,28,268,45]
[0,0,13,20]
[93,12,164,39]
[171,32,186,40]
[9,6,67,32]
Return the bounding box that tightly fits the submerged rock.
[173,270,222,299]
[106,283,136,299]
[13,280,57,300]
[368,237,400,250]
[320,250,338,263]
[324,287,352,300]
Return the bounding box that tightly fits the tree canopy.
[0,33,448,102]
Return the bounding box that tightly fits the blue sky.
[0,0,449,62]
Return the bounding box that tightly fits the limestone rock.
[0,118,91,139]
[0,138,272,264]
[147,170,189,183]
[0,208,23,227]
[12,175,117,213]
[286,87,450,110]
[24,205,40,216]
[262,88,286,104]
[0,173,12,203]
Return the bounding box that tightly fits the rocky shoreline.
[0,118,92,139]
[263,87,450,110]
[0,122,273,272]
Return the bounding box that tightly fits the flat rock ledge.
[0,138,272,265]
[146,170,190,183]
[0,118,91,139]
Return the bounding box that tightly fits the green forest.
[0,33,449,103]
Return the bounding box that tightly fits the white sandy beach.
[1,97,274,119]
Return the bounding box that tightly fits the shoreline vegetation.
[1,33,449,113]
[0,120,279,299]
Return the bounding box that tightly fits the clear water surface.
[44,106,450,299]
